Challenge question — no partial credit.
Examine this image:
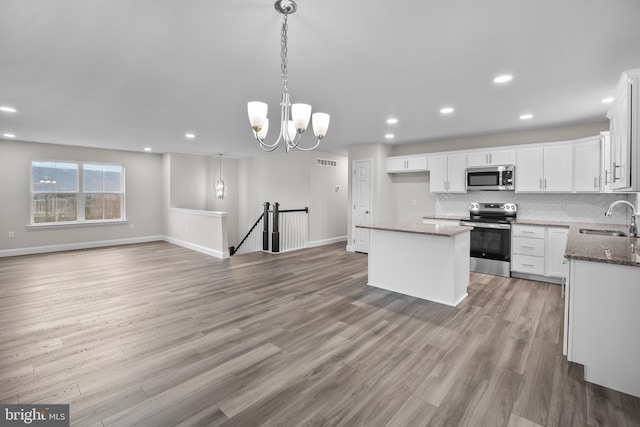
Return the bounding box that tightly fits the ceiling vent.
[317,158,337,167]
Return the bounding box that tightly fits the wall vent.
[316,158,337,167]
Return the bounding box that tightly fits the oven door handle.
[460,221,512,230]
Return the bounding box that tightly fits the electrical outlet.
[129,223,135,229]
[8,231,15,238]
[412,199,417,206]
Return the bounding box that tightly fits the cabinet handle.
[489,153,492,163]
[539,178,542,189]
[544,178,547,189]
[522,231,535,234]
[613,163,620,182]
[522,245,535,249]
[522,263,535,267]
[605,170,611,184]
[594,177,598,188]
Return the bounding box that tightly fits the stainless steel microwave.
[466,165,515,191]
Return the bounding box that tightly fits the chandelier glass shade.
[247,0,330,152]
[215,154,225,200]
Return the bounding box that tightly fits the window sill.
[26,220,129,230]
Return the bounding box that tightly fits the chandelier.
[247,0,330,152]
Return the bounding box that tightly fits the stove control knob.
[469,202,480,211]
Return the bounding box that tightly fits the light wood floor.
[1,242,639,427]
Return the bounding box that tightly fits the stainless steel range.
[460,202,517,277]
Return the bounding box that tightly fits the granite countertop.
[422,215,467,221]
[424,215,640,266]
[564,223,639,267]
[357,222,472,237]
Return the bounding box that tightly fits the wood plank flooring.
[1,241,639,426]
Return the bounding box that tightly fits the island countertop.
[357,222,472,237]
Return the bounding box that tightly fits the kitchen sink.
[579,228,627,237]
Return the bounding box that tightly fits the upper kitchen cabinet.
[573,136,602,193]
[516,144,573,192]
[386,155,428,173]
[466,149,516,167]
[428,153,467,193]
[607,68,640,191]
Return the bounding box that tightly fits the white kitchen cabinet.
[511,224,569,283]
[607,68,640,191]
[545,227,569,278]
[566,259,640,398]
[601,131,613,192]
[515,144,573,192]
[466,149,516,167]
[428,153,467,193]
[386,155,428,173]
[573,136,601,193]
[511,225,546,276]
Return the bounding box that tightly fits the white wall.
[166,153,239,245]
[0,140,163,254]
[237,150,348,247]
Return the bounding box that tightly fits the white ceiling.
[1,0,639,158]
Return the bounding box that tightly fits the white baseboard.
[0,236,164,258]
[306,235,347,248]
[163,236,229,259]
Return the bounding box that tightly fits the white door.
[352,160,372,253]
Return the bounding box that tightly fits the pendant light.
[215,154,225,200]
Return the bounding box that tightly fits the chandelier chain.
[280,14,288,92]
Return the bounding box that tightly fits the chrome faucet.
[605,200,638,237]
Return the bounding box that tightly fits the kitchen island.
[357,222,472,306]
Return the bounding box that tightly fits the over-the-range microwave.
[466,165,515,191]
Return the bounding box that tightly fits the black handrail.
[230,202,309,256]
[229,212,264,256]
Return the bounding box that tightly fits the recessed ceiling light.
[0,106,17,113]
[144,147,152,151]
[185,133,195,139]
[601,97,614,104]
[520,114,533,120]
[385,134,394,139]
[493,75,513,83]
[386,118,398,124]
[440,107,454,114]
[3,133,16,138]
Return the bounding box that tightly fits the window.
[31,161,125,225]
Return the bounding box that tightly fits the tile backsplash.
[436,192,632,225]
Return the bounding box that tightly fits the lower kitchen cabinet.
[565,259,640,398]
[511,224,568,283]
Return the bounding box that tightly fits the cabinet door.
[386,157,408,173]
[490,149,516,166]
[545,227,569,278]
[428,155,448,192]
[610,88,631,189]
[601,132,612,192]
[544,144,573,192]
[574,138,601,192]
[406,156,428,172]
[516,147,544,192]
[447,153,467,192]
[467,151,490,167]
